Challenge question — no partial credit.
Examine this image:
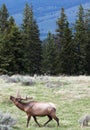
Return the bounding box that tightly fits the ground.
[0,75,90,130]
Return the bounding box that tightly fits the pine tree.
[0,4,25,75]
[7,25,25,74]
[74,5,86,75]
[0,16,24,74]
[21,3,42,75]
[0,4,9,34]
[42,32,58,75]
[84,9,90,75]
[59,22,75,75]
[0,4,10,74]
[56,8,67,50]
[56,8,73,75]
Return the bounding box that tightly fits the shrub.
[6,75,23,83]
[4,75,35,86]
[21,78,35,86]
[0,124,12,130]
[0,112,17,129]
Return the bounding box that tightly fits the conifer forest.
[0,3,90,76]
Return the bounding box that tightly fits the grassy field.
[0,75,90,130]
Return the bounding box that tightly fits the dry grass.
[0,75,90,130]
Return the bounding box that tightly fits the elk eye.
[16,98,19,101]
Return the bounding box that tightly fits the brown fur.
[10,96,59,127]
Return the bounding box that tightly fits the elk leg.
[44,115,52,126]
[53,116,59,126]
[27,116,31,127]
[33,116,41,127]
[50,112,59,126]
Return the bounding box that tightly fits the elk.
[10,94,59,127]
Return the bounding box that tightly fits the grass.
[0,75,90,130]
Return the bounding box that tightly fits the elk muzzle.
[10,96,14,100]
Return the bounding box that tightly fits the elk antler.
[19,96,33,101]
[16,90,33,101]
[16,90,21,98]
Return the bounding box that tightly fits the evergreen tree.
[85,9,90,75]
[56,8,67,49]
[0,38,10,74]
[21,3,42,75]
[0,4,9,34]
[0,4,10,74]
[59,22,75,75]
[74,5,86,75]
[0,4,25,75]
[56,8,73,75]
[6,25,25,74]
[0,16,24,74]
[42,32,58,75]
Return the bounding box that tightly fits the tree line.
[0,3,90,75]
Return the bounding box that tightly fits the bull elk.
[10,93,59,127]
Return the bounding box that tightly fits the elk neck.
[14,100,29,111]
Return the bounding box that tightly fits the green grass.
[0,76,90,130]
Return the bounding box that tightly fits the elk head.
[10,90,33,103]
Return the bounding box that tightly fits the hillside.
[0,0,90,39]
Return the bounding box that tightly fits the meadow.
[0,75,90,130]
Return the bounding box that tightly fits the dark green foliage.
[84,9,90,75]
[0,4,9,33]
[6,26,25,74]
[85,41,90,75]
[56,8,67,49]
[0,3,42,75]
[0,3,90,75]
[21,3,42,75]
[0,4,26,75]
[56,8,74,75]
[73,5,87,75]
[0,22,24,74]
[59,23,75,75]
[0,4,10,74]
[42,32,58,75]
